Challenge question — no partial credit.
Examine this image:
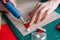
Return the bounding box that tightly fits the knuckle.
[40,10,43,13]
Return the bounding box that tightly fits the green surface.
[55,6,60,14]
[39,0,48,2]
[42,18,60,40]
[2,14,60,40]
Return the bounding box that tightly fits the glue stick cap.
[24,23,30,28]
[24,23,30,32]
[57,24,60,30]
[27,28,30,32]
[36,28,46,38]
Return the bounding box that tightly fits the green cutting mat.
[42,18,60,40]
[2,9,60,40]
[2,14,60,40]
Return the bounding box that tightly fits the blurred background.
[16,0,38,4]
[15,0,48,4]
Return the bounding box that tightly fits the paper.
[0,24,17,40]
[5,1,60,36]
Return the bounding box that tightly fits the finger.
[35,10,42,23]
[29,12,38,25]
[28,3,41,21]
[27,3,40,20]
[13,2,17,7]
[34,4,46,23]
[36,3,46,12]
[35,6,49,23]
[29,3,41,16]
[29,4,41,25]
[34,10,41,23]
[40,6,57,21]
[0,2,9,12]
[39,6,50,14]
[40,10,48,21]
[11,2,17,7]
[10,0,17,7]
[36,6,50,22]
[33,3,41,12]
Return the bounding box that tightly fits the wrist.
[59,0,60,4]
[49,0,59,2]
[50,0,60,4]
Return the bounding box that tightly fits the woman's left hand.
[29,0,60,25]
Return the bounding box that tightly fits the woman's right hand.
[0,0,17,12]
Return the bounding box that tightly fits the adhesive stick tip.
[27,28,30,32]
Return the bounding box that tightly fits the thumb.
[10,0,17,7]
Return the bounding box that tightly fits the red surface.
[38,29,44,33]
[24,23,30,28]
[57,24,60,30]
[0,24,17,40]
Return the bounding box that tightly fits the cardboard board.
[5,1,60,36]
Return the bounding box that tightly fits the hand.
[0,0,17,12]
[28,0,59,25]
